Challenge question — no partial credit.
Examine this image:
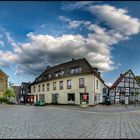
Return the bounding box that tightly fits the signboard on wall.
[83,95,87,100]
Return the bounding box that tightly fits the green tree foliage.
[9,81,14,87]
[0,97,8,103]
[4,87,16,101]
[136,76,140,83]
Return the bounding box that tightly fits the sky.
[0,1,140,86]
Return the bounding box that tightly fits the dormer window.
[71,69,75,74]
[39,77,42,82]
[70,67,81,74]
[55,73,59,77]
[44,74,51,80]
[61,71,64,75]
[48,74,51,79]
[55,70,64,77]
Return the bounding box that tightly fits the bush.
[6,101,14,105]
[129,100,135,104]
[0,97,8,103]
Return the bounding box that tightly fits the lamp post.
[83,86,87,102]
[82,86,87,109]
[84,86,86,95]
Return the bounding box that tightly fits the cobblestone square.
[0,104,140,139]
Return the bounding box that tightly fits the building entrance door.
[52,94,58,104]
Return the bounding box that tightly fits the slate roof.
[31,58,104,85]
[12,86,21,94]
[21,82,31,89]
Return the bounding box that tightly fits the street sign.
[83,95,87,100]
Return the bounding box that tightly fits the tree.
[136,76,140,84]
[4,87,16,102]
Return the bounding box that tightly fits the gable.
[0,69,8,78]
[110,69,140,89]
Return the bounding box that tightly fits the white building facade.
[110,69,140,104]
[31,58,107,106]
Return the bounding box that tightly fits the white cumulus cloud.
[0,3,140,77]
[88,4,140,35]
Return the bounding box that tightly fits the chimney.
[93,67,98,73]
[47,65,51,69]
[120,73,123,77]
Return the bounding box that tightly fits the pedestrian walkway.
[0,104,140,138]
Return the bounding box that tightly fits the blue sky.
[0,1,140,86]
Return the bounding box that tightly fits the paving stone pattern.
[0,104,140,139]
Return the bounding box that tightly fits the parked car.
[34,100,46,106]
[103,97,111,105]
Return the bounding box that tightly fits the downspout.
[94,75,96,106]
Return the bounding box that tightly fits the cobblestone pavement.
[0,104,140,139]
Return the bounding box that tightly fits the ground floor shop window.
[67,93,75,104]
[39,94,45,101]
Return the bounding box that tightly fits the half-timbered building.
[110,69,140,104]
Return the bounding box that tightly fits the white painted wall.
[31,74,105,105]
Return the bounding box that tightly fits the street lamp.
[82,86,87,109]
[84,86,86,95]
[83,86,87,101]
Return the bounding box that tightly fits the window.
[61,71,64,75]
[38,85,41,92]
[48,74,51,79]
[68,94,75,101]
[124,77,129,82]
[59,81,63,90]
[79,78,84,88]
[45,74,51,80]
[71,69,75,74]
[70,67,81,74]
[38,77,42,82]
[47,83,50,91]
[35,78,38,82]
[67,80,72,89]
[55,73,59,77]
[42,84,45,92]
[130,78,134,83]
[96,80,98,89]
[55,71,64,77]
[53,82,56,90]
[75,67,81,73]
[22,90,25,94]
